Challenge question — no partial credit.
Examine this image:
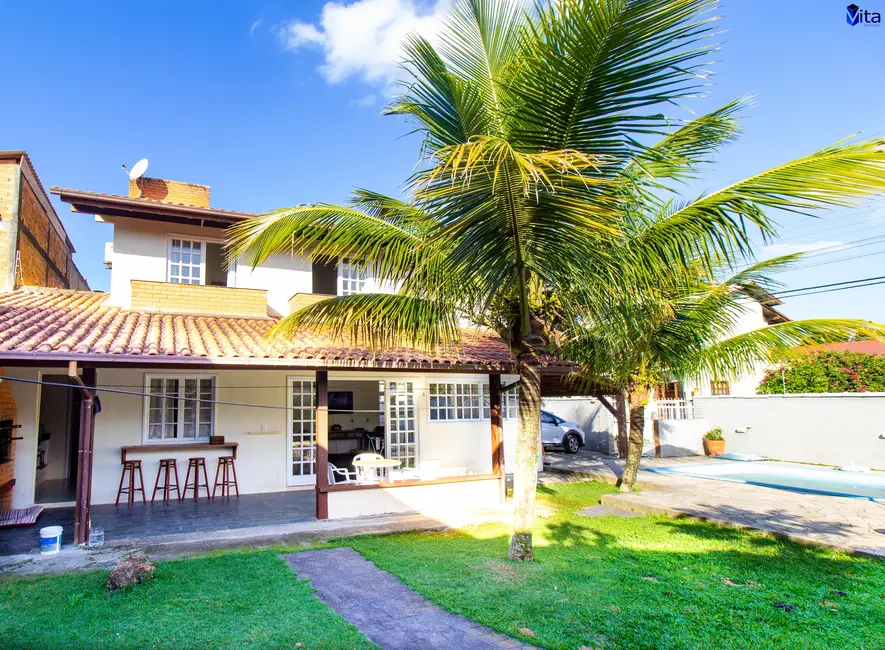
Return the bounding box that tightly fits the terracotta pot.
[703,439,726,456]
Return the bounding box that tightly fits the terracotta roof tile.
[0,287,546,371]
[797,340,885,357]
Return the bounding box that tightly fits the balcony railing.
[656,399,695,420]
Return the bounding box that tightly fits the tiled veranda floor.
[0,490,315,556]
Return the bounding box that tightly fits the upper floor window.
[167,237,230,286]
[656,381,684,400]
[338,261,366,296]
[169,239,202,285]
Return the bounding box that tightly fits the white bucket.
[39,525,63,555]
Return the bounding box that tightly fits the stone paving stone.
[286,548,536,650]
[577,505,644,518]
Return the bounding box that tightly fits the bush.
[757,351,885,394]
[704,427,724,441]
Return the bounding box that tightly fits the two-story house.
[0,174,564,545]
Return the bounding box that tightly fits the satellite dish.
[128,158,149,181]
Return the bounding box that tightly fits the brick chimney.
[128,177,210,208]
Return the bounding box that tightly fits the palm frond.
[225,201,435,284]
[675,319,885,379]
[512,0,721,160]
[273,293,462,351]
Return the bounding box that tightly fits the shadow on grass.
[656,504,854,541]
[544,520,618,549]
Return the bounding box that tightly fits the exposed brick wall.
[13,169,84,290]
[0,369,19,511]
[131,280,268,318]
[18,235,46,287]
[0,160,16,221]
[129,177,210,208]
[0,160,21,290]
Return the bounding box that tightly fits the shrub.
[704,427,724,441]
[757,351,885,394]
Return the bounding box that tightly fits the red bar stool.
[181,457,212,502]
[115,459,146,506]
[151,458,181,505]
[212,456,240,500]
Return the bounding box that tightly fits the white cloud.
[352,93,379,108]
[278,0,449,88]
[249,20,263,36]
[281,21,325,48]
[761,240,843,256]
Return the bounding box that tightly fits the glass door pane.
[289,378,316,486]
[387,381,416,469]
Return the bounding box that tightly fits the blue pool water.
[647,461,885,501]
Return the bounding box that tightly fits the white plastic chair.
[328,463,357,485]
[390,458,440,482]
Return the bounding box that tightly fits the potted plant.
[703,427,726,456]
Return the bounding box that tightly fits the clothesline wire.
[0,376,516,412]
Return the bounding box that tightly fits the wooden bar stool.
[212,456,240,500]
[151,458,181,505]
[181,457,212,502]
[115,459,146,506]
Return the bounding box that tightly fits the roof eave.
[50,188,253,229]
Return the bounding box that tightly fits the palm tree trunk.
[508,355,541,561]
[615,389,628,458]
[619,386,649,492]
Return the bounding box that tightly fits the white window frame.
[166,234,236,287]
[429,382,484,422]
[337,261,366,296]
[142,374,217,444]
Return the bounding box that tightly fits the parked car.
[541,410,586,454]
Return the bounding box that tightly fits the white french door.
[386,380,417,469]
[287,377,316,486]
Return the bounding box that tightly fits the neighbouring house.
[0,172,572,545]
[546,288,792,459]
[797,340,885,356]
[0,151,88,511]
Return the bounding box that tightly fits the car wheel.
[563,433,581,454]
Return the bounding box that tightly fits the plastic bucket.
[39,526,63,555]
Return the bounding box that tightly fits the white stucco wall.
[327,477,501,519]
[12,368,503,507]
[107,217,312,315]
[695,393,885,470]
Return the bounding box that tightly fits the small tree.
[758,351,885,394]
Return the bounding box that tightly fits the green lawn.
[0,551,374,650]
[343,482,885,650]
[2,482,883,650]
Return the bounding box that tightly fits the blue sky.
[3,1,885,321]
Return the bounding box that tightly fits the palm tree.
[565,255,885,492]
[228,0,885,560]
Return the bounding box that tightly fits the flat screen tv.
[329,391,354,413]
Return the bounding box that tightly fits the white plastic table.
[352,458,401,484]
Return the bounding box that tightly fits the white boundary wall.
[695,393,885,470]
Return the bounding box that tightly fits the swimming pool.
[646,461,885,501]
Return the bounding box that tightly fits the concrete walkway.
[546,450,885,558]
[286,548,534,650]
